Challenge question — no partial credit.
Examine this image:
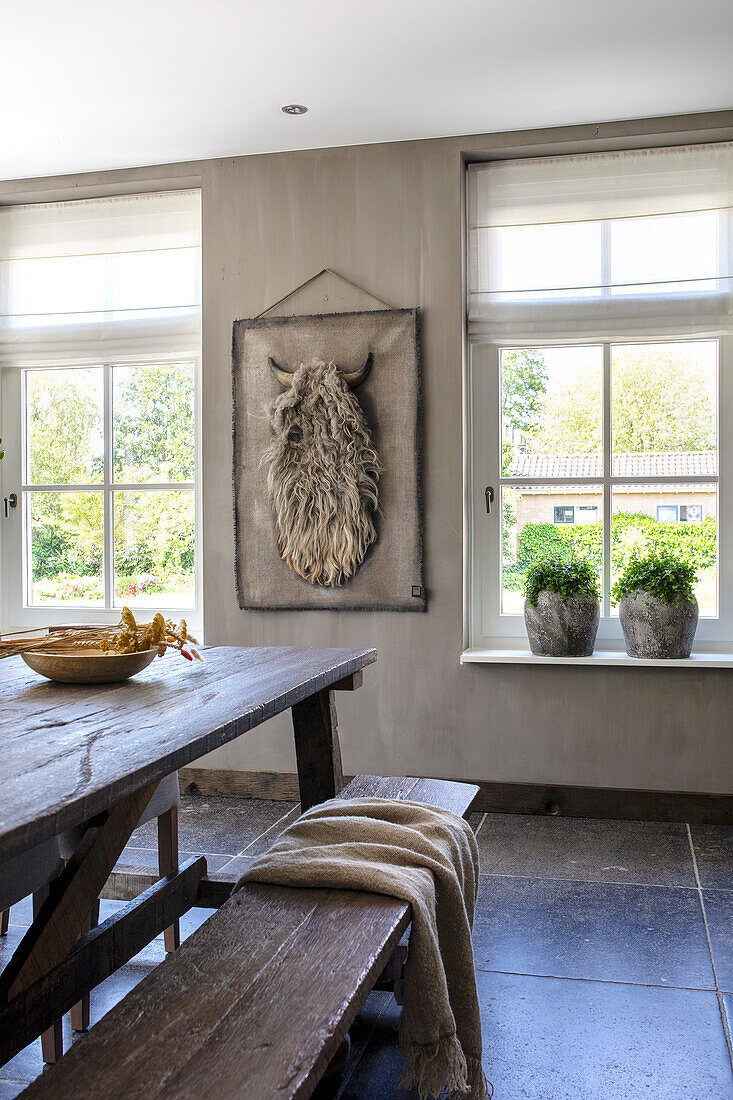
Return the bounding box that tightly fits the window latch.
[3,493,17,518]
[484,486,494,515]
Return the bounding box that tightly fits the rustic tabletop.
[0,645,376,863]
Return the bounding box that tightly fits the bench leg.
[374,942,408,993]
[326,1035,351,1075]
[158,808,180,952]
[291,688,344,812]
[70,898,100,1032]
[311,1036,352,1100]
[0,909,8,936]
[32,887,62,1064]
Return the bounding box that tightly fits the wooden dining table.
[0,644,376,1066]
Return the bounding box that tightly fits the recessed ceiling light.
[281,104,308,115]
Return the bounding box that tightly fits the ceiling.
[2,0,732,182]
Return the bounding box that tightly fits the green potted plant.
[612,550,698,658]
[523,555,601,657]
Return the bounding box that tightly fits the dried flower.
[0,608,203,666]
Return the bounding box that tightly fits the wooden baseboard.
[179,767,732,824]
[180,768,304,801]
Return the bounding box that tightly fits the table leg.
[32,886,62,1063]
[291,688,344,812]
[0,780,158,1004]
[0,858,205,1068]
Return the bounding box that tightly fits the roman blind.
[467,142,733,341]
[0,189,201,365]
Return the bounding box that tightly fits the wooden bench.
[20,774,477,1099]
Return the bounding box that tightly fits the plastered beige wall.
[3,111,733,794]
[515,489,713,526]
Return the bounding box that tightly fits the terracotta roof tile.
[508,452,716,479]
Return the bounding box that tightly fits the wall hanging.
[232,270,424,611]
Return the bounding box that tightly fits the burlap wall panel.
[232,308,424,610]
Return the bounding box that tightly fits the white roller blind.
[0,189,201,364]
[467,143,733,341]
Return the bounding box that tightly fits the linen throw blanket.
[235,797,491,1100]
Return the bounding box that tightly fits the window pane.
[501,346,603,471]
[110,249,199,312]
[6,248,199,322]
[611,485,717,617]
[611,341,717,475]
[486,222,601,299]
[114,490,194,607]
[26,367,104,484]
[9,256,106,319]
[28,491,104,604]
[501,484,603,615]
[113,362,195,483]
[610,212,719,296]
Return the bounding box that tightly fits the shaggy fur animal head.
[263,358,381,586]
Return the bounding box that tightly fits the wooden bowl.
[21,647,158,684]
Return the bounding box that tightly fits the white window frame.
[0,351,202,635]
[466,334,733,654]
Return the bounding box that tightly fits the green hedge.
[503,514,716,592]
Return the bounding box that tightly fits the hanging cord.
[252,268,395,321]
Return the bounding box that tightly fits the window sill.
[461,647,733,668]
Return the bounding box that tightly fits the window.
[576,506,598,524]
[466,142,733,651]
[0,191,201,631]
[656,503,705,524]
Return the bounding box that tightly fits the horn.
[269,357,295,387]
[341,352,373,389]
[269,353,373,388]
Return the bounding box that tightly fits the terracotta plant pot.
[524,591,600,657]
[618,591,699,659]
